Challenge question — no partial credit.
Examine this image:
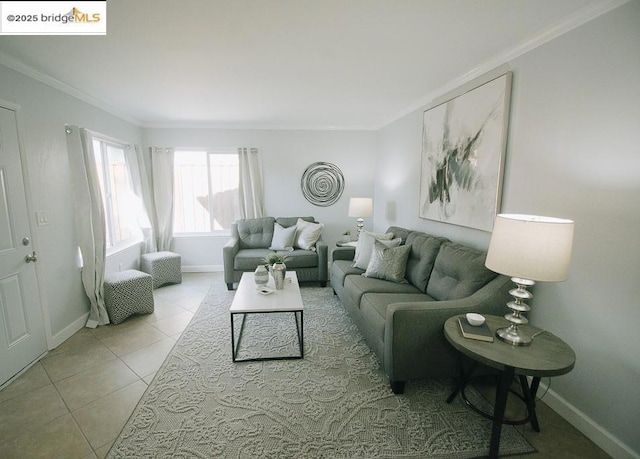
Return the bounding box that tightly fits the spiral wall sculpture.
[301,162,345,207]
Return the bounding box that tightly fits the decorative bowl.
[466,313,485,327]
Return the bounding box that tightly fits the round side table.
[444,314,575,459]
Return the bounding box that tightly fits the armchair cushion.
[237,217,275,249]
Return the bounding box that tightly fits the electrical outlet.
[36,211,49,226]
[119,263,124,271]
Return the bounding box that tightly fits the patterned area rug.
[108,279,534,458]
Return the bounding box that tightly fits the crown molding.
[0,50,142,126]
[376,0,631,130]
[0,0,630,132]
[140,121,374,131]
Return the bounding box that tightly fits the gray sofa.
[331,226,511,394]
[224,216,328,290]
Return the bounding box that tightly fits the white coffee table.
[230,271,304,362]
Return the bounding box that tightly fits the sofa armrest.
[316,239,328,282]
[332,246,355,261]
[383,274,512,381]
[223,237,240,285]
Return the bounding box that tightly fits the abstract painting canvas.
[419,73,511,231]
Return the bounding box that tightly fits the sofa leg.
[226,283,234,290]
[390,381,406,394]
[320,281,327,288]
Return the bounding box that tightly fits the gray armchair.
[223,216,328,290]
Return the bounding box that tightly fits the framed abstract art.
[419,72,512,232]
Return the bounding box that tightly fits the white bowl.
[466,313,485,327]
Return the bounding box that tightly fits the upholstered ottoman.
[103,269,154,325]
[140,251,182,288]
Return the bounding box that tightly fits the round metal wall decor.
[300,162,344,207]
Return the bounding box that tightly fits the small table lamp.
[348,197,373,238]
[485,214,575,346]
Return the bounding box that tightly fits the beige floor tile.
[89,315,150,340]
[98,323,169,356]
[0,413,92,459]
[0,385,69,439]
[120,337,176,378]
[46,327,100,358]
[151,310,194,336]
[94,440,114,459]
[72,380,147,450]
[54,359,140,411]
[142,372,157,385]
[145,299,191,321]
[0,362,51,404]
[40,341,116,382]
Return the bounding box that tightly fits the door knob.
[25,251,38,263]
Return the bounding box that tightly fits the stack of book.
[458,317,494,342]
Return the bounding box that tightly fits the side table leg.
[520,375,541,432]
[489,366,515,459]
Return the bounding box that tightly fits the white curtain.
[151,147,175,251]
[125,145,157,253]
[65,126,109,328]
[238,147,264,219]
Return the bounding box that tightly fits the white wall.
[143,128,377,269]
[0,64,143,347]
[375,2,640,456]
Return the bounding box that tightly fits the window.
[173,150,240,233]
[92,137,142,250]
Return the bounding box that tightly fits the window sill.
[173,232,231,239]
[106,238,143,258]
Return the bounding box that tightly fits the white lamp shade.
[485,214,575,282]
[348,197,373,218]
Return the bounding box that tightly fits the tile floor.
[0,272,215,459]
[0,271,610,458]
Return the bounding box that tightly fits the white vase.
[254,264,269,285]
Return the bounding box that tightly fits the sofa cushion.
[279,249,318,268]
[360,292,435,342]
[332,260,364,288]
[234,248,273,270]
[364,241,411,283]
[345,274,422,309]
[426,242,498,301]
[237,217,275,249]
[269,222,296,251]
[404,232,448,292]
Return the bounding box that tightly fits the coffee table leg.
[231,313,248,362]
[490,366,515,458]
[294,311,304,358]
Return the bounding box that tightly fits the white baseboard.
[49,312,88,349]
[539,382,639,459]
[182,265,222,273]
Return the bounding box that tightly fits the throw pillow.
[352,231,398,270]
[294,218,324,251]
[269,222,296,251]
[364,241,412,283]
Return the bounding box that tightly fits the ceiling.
[0,0,623,129]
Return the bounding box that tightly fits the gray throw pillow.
[363,241,412,283]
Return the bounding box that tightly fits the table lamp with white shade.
[348,197,373,238]
[485,214,575,346]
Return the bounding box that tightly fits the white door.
[0,105,46,387]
